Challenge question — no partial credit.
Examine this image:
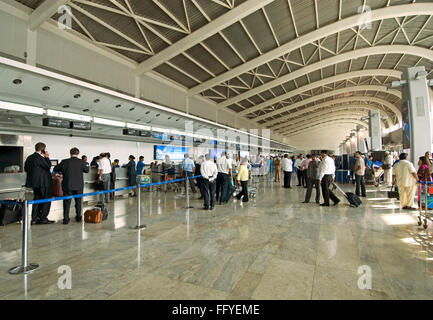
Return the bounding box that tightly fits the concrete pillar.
[26,28,37,66]
[401,66,432,162]
[369,110,382,151]
[357,125,367,153]
[134,76,141,98]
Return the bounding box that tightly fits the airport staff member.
[200,154,218,210]
[318,150,340,207]
[393,153,418,211]
[181,153,196,194]
[24,142,54,225]
[98,153,112,203]
[54,147,90,224]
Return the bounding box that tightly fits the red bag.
[51,174,63,197]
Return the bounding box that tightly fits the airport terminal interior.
[0,0,433,301]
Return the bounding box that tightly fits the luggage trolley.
[417,181,433,229]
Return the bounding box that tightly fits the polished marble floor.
[1,175,433,300]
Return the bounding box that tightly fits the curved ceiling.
[12,0,433,147]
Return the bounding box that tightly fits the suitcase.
[51,174,64,197]
[387,186,399,199]
[96,202,108,221]
[332,182,362,207]
[84,208,103,223]
[0,201,24,225]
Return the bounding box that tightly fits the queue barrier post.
[131,184,146,230]
[185,173,193,209]
[9,200,39,275]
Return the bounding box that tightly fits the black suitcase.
[96,202,108,221]
[332,183,362,207]
[0,201,24,225]
[345,192,362,207]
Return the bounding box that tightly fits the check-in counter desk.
[0,167,130,203]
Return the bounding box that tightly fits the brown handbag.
[51,174,64,197]
[84,208,103,223]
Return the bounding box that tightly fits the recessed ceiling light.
[94,99,100,103]
[145,111,150,114]
[12,79,22,85]
[42,86,50,91]
[168,116,172,120]
[155,114,160,117]
[62,105,70,109]
[115,104,121,108]
[129,107,135,111]
[83,109,89,112]
[74,94,81,99]
[176,118,180,121]
[136,119,141,122]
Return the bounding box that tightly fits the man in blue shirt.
[136,156,145,175]
[181,153,196,193]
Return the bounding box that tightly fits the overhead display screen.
[154,145,189,161]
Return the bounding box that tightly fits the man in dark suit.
[54,147,90,224]
[24,142,54,225]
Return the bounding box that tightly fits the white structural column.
[29,0,71,30]
[135,0,274,75]
[357,125,367,153]
[401,66,433,162]
[26,28,37,66]
[369,110,382,151]
[188,3,433,96]
[134,75,141,98]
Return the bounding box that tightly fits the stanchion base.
[9,263,39,275]
[185,206,194,209]
[131,225,147,230]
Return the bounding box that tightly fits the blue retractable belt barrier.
[419,181,433,185]
[27,175,202,205]
[0,200,24,206]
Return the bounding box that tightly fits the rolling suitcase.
[332,182,362,207]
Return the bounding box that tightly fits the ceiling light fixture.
[0,101,44,115]
[12,79,22,85]
[94,99,100,103]
[115,104,121,108]
[42,86,50,91]
[93,117,125,127]
[74,94,81,99]
[46,109,91,121]
[126,123,151,131]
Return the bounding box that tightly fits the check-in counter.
[0,173,27,200]
[0,167,131,203]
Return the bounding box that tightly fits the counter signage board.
[123,129,140,136]
[70,121,91,130]
[42,118,71,129]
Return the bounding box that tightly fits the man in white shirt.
[318,150,340,207]
[392,153,418,210]
[216,152,232,204]
[354,151,367,198]
[282,154,293,188]
[98,152,112,203]
[200,154,218,210]
[294,154,304,187]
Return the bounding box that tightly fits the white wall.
[29,134,154,166]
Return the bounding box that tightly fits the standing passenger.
[136,156,145,175]
[125,155,137,197]
[303,154,321,204]
[235,157,249,203]
[24,142,54,225]
[282,154,292,188]
[54,147,89,224]
[354,151,367,198]
[98,153,112,204]
[318,150,340,207]
[393,153,418,210]
[273,156,281,183]
[200,154,218,210]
